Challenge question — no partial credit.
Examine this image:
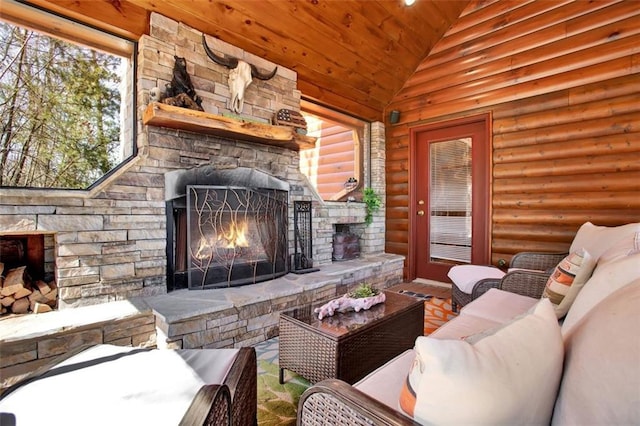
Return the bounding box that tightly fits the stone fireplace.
[0,12,392,313]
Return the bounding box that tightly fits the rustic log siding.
[385,0,640,276]
[316,125,356,199]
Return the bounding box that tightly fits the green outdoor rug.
[255,337,310,426]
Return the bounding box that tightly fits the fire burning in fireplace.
[193,219,261,261]
[194,220,251,259]
[219,221,250,249]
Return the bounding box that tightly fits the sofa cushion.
[402,298,563,425]
[542,250,596,318]
[570,221,640,261]
[429,312,502,340]
[354,348,415,409]
[561,251,640,335]
[552,279,640,425]
[457,287,539,324]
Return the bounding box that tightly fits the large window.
[300,100,366,201]
[0,1,135,189]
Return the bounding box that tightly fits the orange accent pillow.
[398,354,421,417]
[542,250,596,318]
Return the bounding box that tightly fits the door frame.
[407,113,492,282]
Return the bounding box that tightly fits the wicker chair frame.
[451,251,568,312]
[224,347,258,426]
[297,378,418,425]
[180,384,231,426]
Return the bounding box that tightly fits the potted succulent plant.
[348,283,376,297]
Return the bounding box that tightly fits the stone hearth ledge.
[0,254,404,353]
[0,298,152,343]
[145,253,403,324]
[146,253,405,348]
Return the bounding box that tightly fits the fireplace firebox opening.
[165,167,292,291]
[186,185,288,289]
[332,224,361,261]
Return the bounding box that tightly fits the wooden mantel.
[143,102,316,151]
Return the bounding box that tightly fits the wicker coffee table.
[278,291,424,385]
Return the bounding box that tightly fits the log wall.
[385,0,640,276]
[302,121,356,200]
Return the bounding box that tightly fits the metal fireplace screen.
[186,185,288,289]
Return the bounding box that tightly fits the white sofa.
[297,222,640,425]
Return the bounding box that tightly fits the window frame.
[300,99,367,202]
[0,0,138,192]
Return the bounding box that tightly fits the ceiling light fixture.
[404,0,416,6]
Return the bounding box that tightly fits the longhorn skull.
[202,35,278,113]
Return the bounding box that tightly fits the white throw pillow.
[597,231,640,266]
[570,222,640,261]
[402,299,563,425]
[561,251,640,335]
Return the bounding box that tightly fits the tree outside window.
[0,20,132,189]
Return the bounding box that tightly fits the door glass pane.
[429,138,472,264]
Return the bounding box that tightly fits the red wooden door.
[411,116,490,283]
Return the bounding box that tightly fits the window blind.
[429,138,472,263]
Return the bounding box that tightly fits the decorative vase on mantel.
[314,284,386,320]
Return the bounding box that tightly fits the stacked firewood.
[0,263,57,316]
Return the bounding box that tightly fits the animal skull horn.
[201,35,239,69]
[202,35,278,113]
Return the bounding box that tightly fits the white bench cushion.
[0,344,239,425]
[447,265,505,293]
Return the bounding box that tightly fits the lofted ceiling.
[20,0,469,121]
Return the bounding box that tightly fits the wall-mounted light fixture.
[389,110,400,124]
[404,0,416,6]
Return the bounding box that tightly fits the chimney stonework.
[0,13,387,310]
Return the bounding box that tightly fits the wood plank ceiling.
[20,0,469,121]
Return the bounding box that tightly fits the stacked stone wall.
[0,13,387,310]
